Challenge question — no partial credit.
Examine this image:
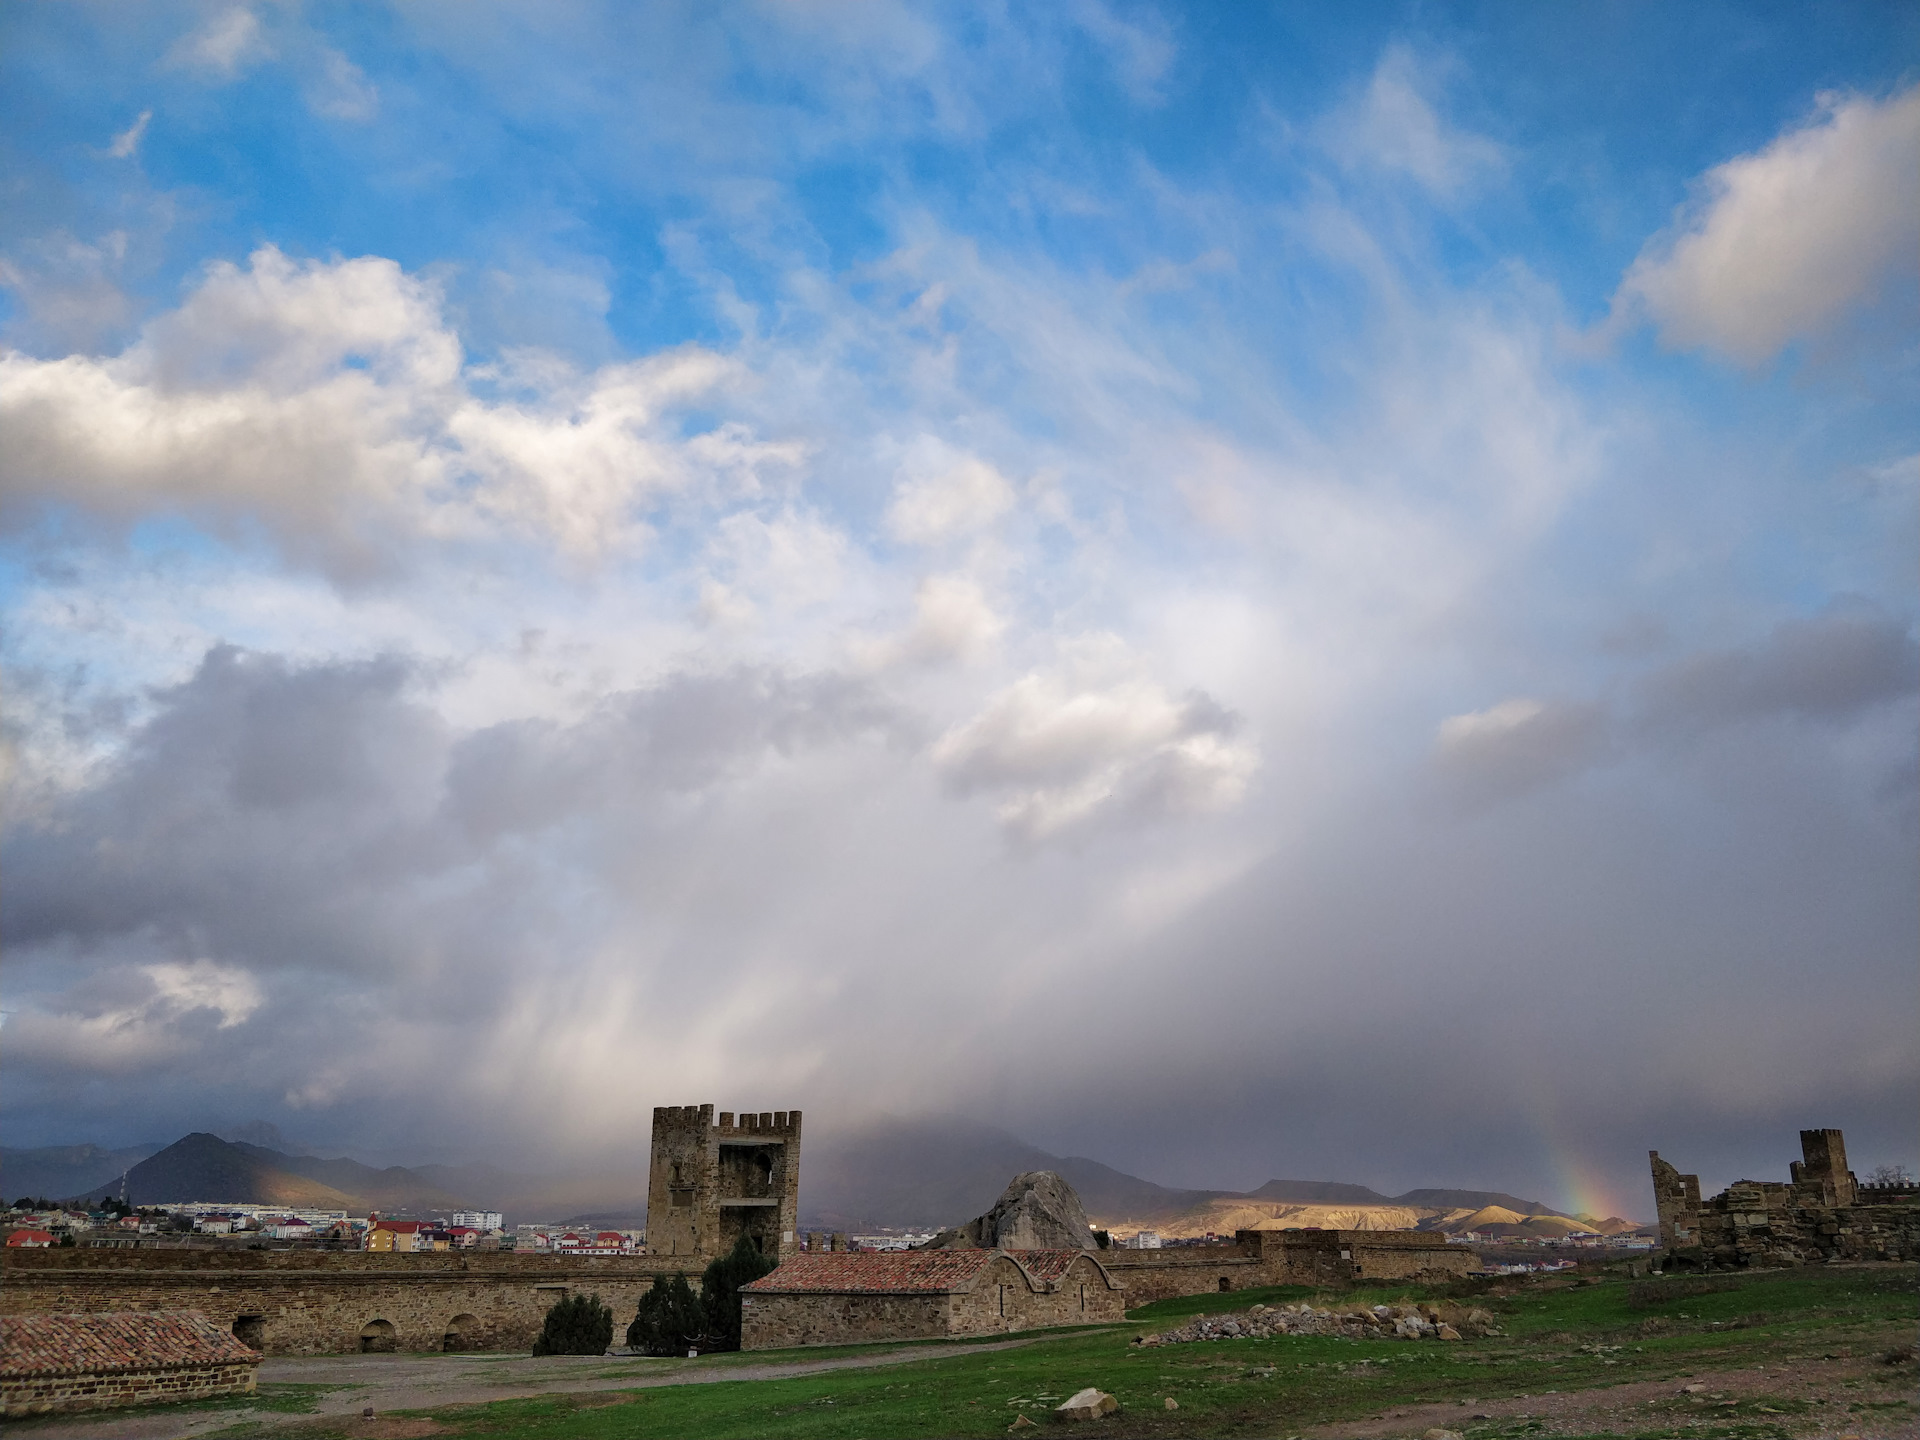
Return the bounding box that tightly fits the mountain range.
[6,1118,1644,1236]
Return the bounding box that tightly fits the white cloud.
[168,7,272,78]
[884,445,1017,545]
[867,573,1006,668]
[1070,0,1176,104]
[2,960,263,1075]
[106,111,151,160]
[1615,86,1920,364]
[0,247,793,573]
[1326,44,1505,198]
[932,650,1256,840]
[144,960,264,1028]
[307,47,378,122]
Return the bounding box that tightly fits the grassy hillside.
[331,1264,1918,1438]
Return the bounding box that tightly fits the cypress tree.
[531,1292,614,1355]
[627,1272,708,1356]
[700,1234,780,1352]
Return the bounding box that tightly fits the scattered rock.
[1008,1416,1039,1432]
[1164,1396,1179,1410]
[1056,1387,1119,1420]
[1423,1430,1465,1440]
[1139,1300,1500,1346]
[1681,1383,1707,1394]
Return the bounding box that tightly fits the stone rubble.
[1136,1301,1502,1346]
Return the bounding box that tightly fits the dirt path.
[8,1336,1056,1440]
[1302,1351,1918,1440]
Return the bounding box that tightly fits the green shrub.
[700,1235,780,1352]
[628,1272,708,1356]
[532,1292,614,1355]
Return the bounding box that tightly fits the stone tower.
[646,1105,802,1263]
[1790,1128,1857,1206]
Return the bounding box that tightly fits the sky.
[1,1,1915,1223]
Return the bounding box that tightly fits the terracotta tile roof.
[1018,1250,1098,1284]
[0,1312,263,1379]
[5,1230,55,1247]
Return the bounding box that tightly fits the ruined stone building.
[645,1105,801,1263]
[1650,1128,1920,1269]
[739,1248,1125,1349]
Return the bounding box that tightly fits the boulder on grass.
[1056,1387,1119,1420]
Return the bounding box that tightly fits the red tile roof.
[0,1312,263,1378]
[1019,1250,1094,1283]
[5,1230,55,1247]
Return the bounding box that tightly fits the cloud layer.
[1,6,1914,1215]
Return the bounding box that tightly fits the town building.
[451,1212,504,1232]
[364,1221,431,1254]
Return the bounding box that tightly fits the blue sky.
[1,2,1915,1219]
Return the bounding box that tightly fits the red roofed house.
[1,1311,261,1417]
[5,1230,55,1249]
[739,1249,1124,1349]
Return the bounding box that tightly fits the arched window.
[359,1319,397,1353]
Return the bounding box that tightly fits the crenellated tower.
[646,1105,802,1262]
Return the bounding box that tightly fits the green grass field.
[230,1265,1911,1440]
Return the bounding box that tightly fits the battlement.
[716,1110,801,1139]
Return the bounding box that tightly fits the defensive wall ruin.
[0,1101,1472,1354]
[1650,1127,1920,1270]
[0,1247,684,1356]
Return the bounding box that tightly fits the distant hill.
[40,1120,1639,1232]
[59,1133,649,1220]
[65,1134,360,1209]
[1251,1179,1394,1205]
[2,1143,164,1204]
[1390,1188,1558,1216]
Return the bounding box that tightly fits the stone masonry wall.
[0,1250,690,1356]
[739,1254,1125,1350]
[741,1292,951,1349]
[1098,1245,1259,1305]
[3,1361,256,1418]
[1650,1129,1920,1271]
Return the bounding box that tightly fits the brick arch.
[442,1313,480,1351]
[358,1318,396,1353]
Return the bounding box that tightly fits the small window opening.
[1218,1277,1232,1292]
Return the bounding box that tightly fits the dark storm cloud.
[0,644,914,1145]
[1639,606,1920,730]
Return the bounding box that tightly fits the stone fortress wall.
[0,1247,683,1356]
[1651,1128,1920,1270]
[0,1101,1467,1354]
